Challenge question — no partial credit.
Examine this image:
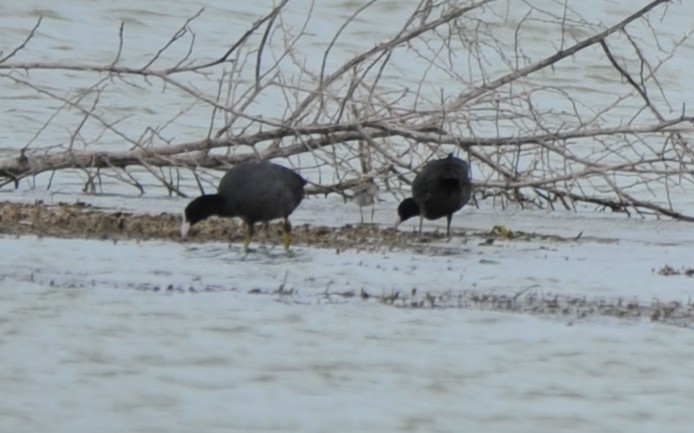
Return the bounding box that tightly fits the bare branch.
[1,0,693,222]
[0,16,42,63]
[111,21,125,67]
[141,8,205,71]
[447,0,671,109]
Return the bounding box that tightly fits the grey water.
[2,1,694,432]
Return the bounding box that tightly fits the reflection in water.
[185,243,311,264]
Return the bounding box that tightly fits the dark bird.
[395,154,472,237]
[181,161,306,252]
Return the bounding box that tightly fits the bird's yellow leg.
[244,222,255,252]
[282,218,292,251]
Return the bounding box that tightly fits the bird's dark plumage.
[181,161,306,251]
[396,154,471,237]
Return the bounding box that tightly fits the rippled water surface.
[3,1,694,432]
[2,227,694,433]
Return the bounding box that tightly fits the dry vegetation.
[0,0,693,219]
[0,200,568,249]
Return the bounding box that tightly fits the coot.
[395,154,471,237]
[181,161,306,251]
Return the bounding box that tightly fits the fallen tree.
[1,0,693,219]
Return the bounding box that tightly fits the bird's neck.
[188,194,233,224]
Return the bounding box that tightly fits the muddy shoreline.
[3,200,692,328]
[0,200,572,251]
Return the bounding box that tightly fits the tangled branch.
[1,0,693,219]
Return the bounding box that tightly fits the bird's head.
[395,198,420,227]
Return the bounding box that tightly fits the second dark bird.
[395,153,472,237]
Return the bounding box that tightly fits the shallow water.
[3,213,694,432]
[3,1,694,432]
[5,283,694,433]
